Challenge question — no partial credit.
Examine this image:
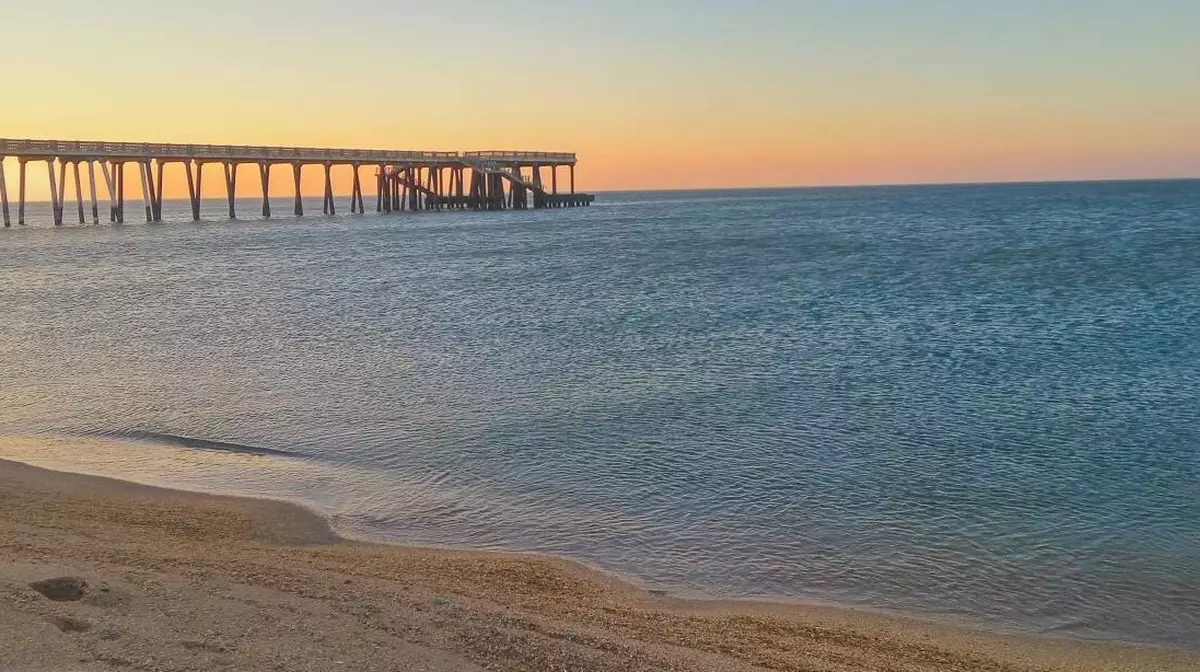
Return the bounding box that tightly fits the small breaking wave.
[75,429,304,458]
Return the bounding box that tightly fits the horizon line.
[5,175,1196,205]
[593,175,1200,194]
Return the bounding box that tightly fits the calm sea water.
[1,182,1198,649]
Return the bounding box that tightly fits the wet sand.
[1,457,1195,672]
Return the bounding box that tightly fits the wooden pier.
[0,139,594,227]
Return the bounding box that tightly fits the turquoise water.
[1,181,1198,649]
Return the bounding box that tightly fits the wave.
[75,429,304,458]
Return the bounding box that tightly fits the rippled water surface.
[2,182,1198,649]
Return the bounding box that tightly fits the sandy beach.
[1,457,1195,672]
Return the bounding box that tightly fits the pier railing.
[463,150,576,163]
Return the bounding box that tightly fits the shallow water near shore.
[2,182,1198,650]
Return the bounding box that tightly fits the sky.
[1,0,1198,198]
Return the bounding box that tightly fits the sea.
[1,181,1197,650]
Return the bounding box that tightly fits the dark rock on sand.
[29,577,88,602]
[52,616,92,633]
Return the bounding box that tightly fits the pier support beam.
[429,167,439,209]
[118,162,127,223]
[87,161,99,224]
[73,161,85,224]
[117,162,126,223]
[424,168,430,209]
[531,164,544,210]
[139,161,154,223]
[57,160,68,224]
[570,165,575,194]
[407,168,418,211]
[390,172,398,212]
[258,163,271,218]
[192,162,203,220]
[402,172,408,211]
[155,160,165,222]
[152,162,163,221]
[184,161,201,221]
[322,163,335,215]
[48,159,62,226]
[395,170,403,211]
[510,165,525,210]
[350,164,364,213]
[292,163,303,216]
[484,173,501,211]
[110,162,117,223]
[430,168,437,209]
[223,162,238,219]
[434,167,442,209]
[152,160,164,222]
[394,169,403,211]
[400,172,406,211]
[100,162,115,222]
[0,158,9,228]
[18,159,27,225]
[376,167,384,213]
[468,169,480,210]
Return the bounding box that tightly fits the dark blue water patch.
[1,180,1198,650]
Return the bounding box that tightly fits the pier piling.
[47,160,61,226]
[18,159,26,226]
[183,161,199,220]
[222,162,237,220]
[139,161,154,223]
[323,163,334,216]
[116,162,126,223]
[0,158,9,228]
[375,167,384,213]
[258,163,271,218]
[155,161,165,222]
[87,161,98,224]
[292,163,303,216]
[57,160,68,224]
[72,162,85,224]
[350,164,364,213]
[100,161,115,222]
[193,162,201,221]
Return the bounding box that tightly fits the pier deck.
[0,139,594,227]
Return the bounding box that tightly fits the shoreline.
[2,457,1197,671]
[2,437,1191,656]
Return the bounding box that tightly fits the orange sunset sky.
[2,1,1198,200]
